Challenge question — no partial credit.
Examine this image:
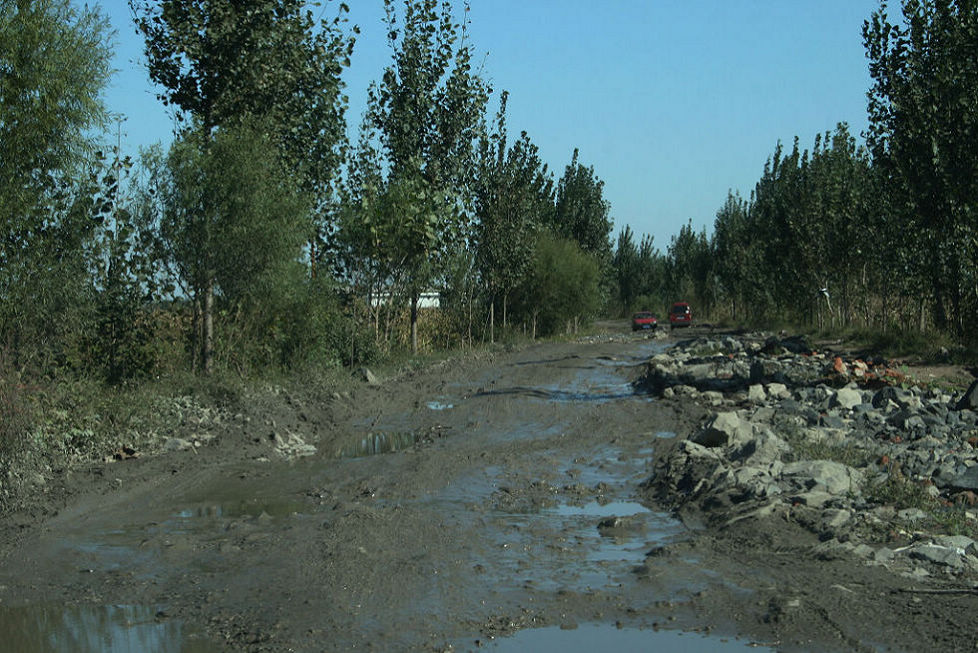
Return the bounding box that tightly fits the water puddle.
[0,604,221,652]
[554,500,650,517]
[426,400,454,410]
[173,498,307,521]
[485,623,771,652]
[334,430,424,457]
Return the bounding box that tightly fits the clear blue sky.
[101,0,880,252]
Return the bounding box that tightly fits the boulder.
[831,387,863,410]
[748,384,767,403]
[692,411,753,448]
[781,460,862,495]
[954,379,978,411]
[941,465,978,492]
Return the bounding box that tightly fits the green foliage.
[511,233,602,337]
[0,0,113,373]
[474,93,555,329]
[613,226,667,314]
[552,148,613,262]
[864,0,978,336]
[665,220,714,316]
[138,121,313,371]
[355,0,491,351]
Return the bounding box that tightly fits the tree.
[0,0,113,370]
[474,92,555,339]
[510,233,602,337]
[365,0,490,353]
[138,121,310,371]
[130,0,355,370]
[613,225,640,311]
[552,148,613,262]
[864,0,978,334]
[665,221,714,315]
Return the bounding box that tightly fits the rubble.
[640,333,978,581]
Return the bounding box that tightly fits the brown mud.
[0,324,973,652]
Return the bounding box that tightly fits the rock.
[748,384,767,402]
[831,387,863,410]
[692,412,753,448]
[782,460,862,495]
[780,335,813,354]
[954,380,978,411]
[872,386,906,409]
[164,437,194,452]
[908,544,965,569]
[766,383,790,399]
[358,368,380,385]
[790,490,835,508]
[821,508,853,529]
[942,466,978,492]
[934,534,977,555]
[728,430,790,466]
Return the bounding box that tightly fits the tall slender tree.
[365,0,490,353]
[130,0,355,371]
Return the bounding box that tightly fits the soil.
[0,324,975,652]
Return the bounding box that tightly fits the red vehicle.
[630,311,657,331]
[668,302,692,328]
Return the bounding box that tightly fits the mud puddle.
[485,622,773,652]
[0,603,221,653]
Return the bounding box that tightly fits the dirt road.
[0,327,970,651]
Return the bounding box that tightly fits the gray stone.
[692,411,753,448]
[954,380,978,411]
[790,490,835,508]
[782,460,862,495]
[873,386,907,409]
[766,383,790,399]
[832,387,863,410]
[821,508,853,529]
[358,367,380,385]
[164,437,194,452]
[748,384,767,402]
[941,465,978,492]
[897,508,928,522]
[819,415,847,429]
[934,534,977,555]
[908,544,965,568]
[729,430,791,466]
[873,547,896,563]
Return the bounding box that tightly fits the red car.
[631,311,657,331]
[668,302,692,328]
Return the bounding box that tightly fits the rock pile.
[641,333,978,581]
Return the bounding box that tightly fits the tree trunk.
[202,276,214,374]
[410,292,419,355]
[489,300,495,344]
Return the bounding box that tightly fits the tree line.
[4,0,976,395]
[1,0,617,388]
[611,0,978,343]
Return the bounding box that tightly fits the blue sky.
[101,0,880,251]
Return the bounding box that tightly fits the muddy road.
[0,327,967,651]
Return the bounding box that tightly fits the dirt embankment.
[0,326,976,652]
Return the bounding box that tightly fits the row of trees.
[610,0,978,340]
[1,0,616,386]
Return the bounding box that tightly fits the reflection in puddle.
[554,500,650,517]
[335,431,422,457]
[173,498,306,521]
[487,623,771,652]
[0,604,220,653]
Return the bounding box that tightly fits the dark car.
[631,311,657,331]
[668,302,692,328]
